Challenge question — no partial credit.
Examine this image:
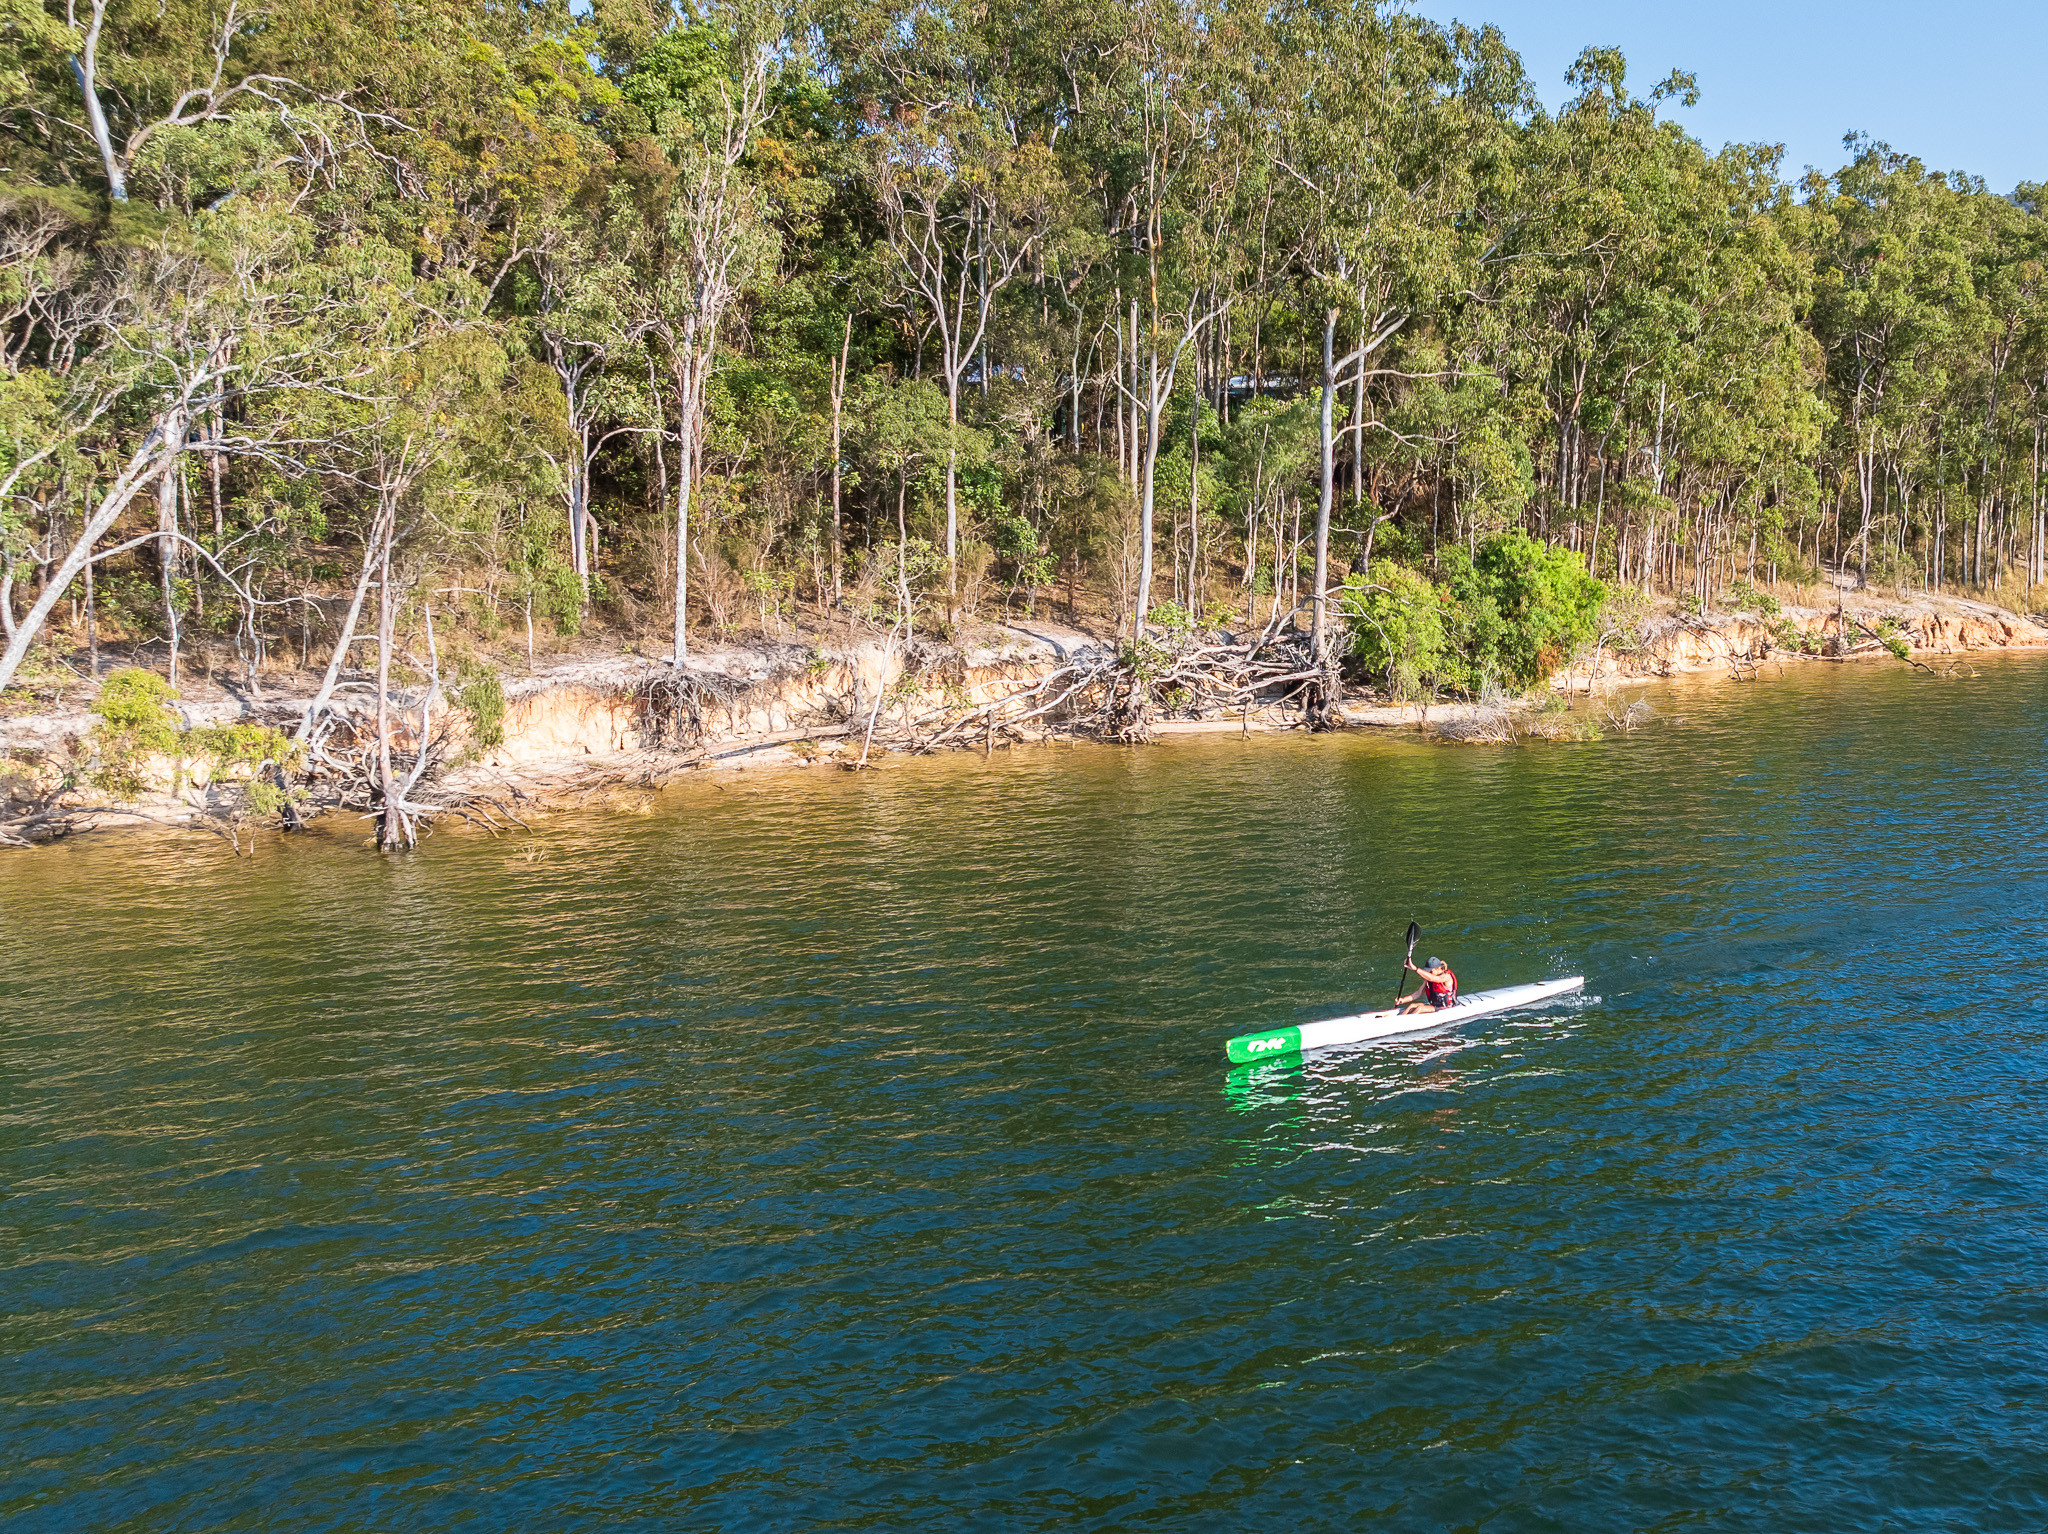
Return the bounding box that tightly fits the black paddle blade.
[1405,921,1420,949]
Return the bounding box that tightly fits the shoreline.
[6,589,2045,851]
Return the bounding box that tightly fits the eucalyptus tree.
[0,246,231,693]
[1484,51,1710,570]
[1801,139,1974,586]
[1592,136,1818,603]
[845,374,954,621]
[1948,189,2048,588]
[616,2,787,664]
[289,262,499,748]
[0,195,398,695]
[845,0,1065,623]
[16,0,312,204]
[1269,1,1517,684]
[1998,188,2048,586]
[1069,0,1257,640]
[526,215,656,598]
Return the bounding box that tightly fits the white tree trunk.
[68,4,126,204]
[673,398,695,667]
[669,339,710,668]
[1134,346,1160,641]
[0,424,181,693]
[295,497,395,743]
[1314,309,1337,668]
[944,374,960,621]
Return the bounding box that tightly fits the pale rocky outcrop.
[1560,592,2048,691]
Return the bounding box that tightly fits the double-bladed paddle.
[1394,920,1420,1005]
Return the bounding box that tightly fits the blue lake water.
[5,657,2048,1529]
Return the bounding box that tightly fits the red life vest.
[1425,965,1458,1007]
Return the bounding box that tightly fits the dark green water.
[7,658,2048,1530]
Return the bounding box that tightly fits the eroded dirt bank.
[5,588,2045,847]
[1567,591,2047,693]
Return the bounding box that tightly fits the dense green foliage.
[4,0,2046,698]
[1343,531,1606,694]
[88,668,179,741]
[86,667,179,793]
[1340,561,1452,699]
[455,661,508,751]
[1452,533,1610,689]
[82,668,298,793]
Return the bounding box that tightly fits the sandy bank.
[1568,585,2048,691]
[6,585,2045,847]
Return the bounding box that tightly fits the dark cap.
[1428,956,1445,969]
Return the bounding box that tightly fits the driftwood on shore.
[298,701,527,844]
[0,758,83,847]
[860,632,1332,758]
[610,628,1336,777]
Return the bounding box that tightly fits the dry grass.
[1749,572,2048,615]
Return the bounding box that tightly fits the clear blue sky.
[1409,0,2048,193]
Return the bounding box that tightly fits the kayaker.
[1398,956,1458,1015]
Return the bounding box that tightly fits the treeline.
[3,0,2046,700]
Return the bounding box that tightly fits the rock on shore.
[1565,589,2048,690]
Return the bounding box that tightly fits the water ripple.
[5,657,2048,1530]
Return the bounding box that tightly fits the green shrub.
[88,669,179,797]
[1344,533,1605,695]
[1767,615,1820,654]
[1445,530,1607,689]
[991,510,1054,599]
[1148,600,1195,638]
[455,660,507,750]
[1724,579,1781,618]
[187,726,306,824]
[86,674,313,809]
[186,722,300,774]
[92,669,179,747]
[1341,561,1454,699]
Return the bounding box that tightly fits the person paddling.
[1397,955,1458,1015]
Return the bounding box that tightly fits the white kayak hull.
[1224,975,1585,1063]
